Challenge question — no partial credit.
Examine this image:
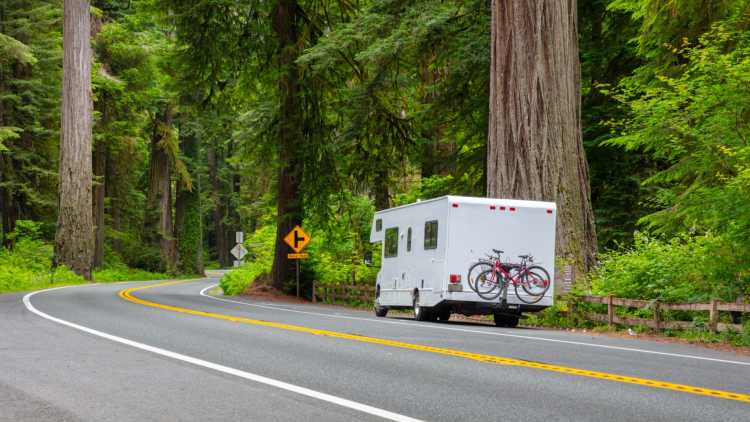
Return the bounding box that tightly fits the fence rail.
[312,282,375,304]
[578,295,748,333]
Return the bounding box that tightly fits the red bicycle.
[473,254,551,304]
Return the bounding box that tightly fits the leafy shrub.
[590,232,745,303]
[220,261,269,295]
[0,238,85,292]
[220,225,275,295]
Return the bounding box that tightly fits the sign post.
[284,225,311,298]
[230,231,247,268]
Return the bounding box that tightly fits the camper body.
[369,196,556,323]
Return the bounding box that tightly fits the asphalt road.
[1,276,749,421]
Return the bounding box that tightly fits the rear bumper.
[438,299,547,315]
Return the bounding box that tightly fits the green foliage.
[591,232,746,303]
[220,261,268,296]
[305,193,380,285]
[93,265,170,283]
[0,0,63,238]
[220,225,276,295]
[0,238,83,293]
[662,322,750,347]
[0,221,173,292]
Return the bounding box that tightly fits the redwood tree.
[144,104,177,273]
[486,0,597,271]
[269,0,305,290]
[55,0,94,279]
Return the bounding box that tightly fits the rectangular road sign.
[287,253,309,259]
[236,231,244,244]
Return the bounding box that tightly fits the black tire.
[514,267,550,304]
[374,306,388,317]
[437,307,451,322]
[413,294,432,321]
[467,261,493,292]
[475,269,505,300]
[494,313,520,328]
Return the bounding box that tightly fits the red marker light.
[547,209,553,214]
[449,274,461,283]
[499,206,506,211]
[452,203,459,208]
[509,207,516,212]
[490,205,496,210]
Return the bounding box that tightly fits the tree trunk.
[92,140,106,268]
[486,0,597,271]
[144,105,176,273]
[373,169,390,211]
[270,0,304,291]
[175,129,204,275]
[0,184,19,248]
[207,145,230,267]
[55,0,94,279]
[105,145,123,254]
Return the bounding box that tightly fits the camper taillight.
[449,274,461,283]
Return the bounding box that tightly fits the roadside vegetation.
[0,220,176,294]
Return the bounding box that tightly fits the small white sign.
[236,231,244,244]
[233,260,241,268]
[231,244,248,260]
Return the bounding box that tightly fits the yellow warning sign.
[287,253,310,260]
[284,225,311,253]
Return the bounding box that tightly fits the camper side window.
[424,220,438,250]
[375,219,382,232]
[384,227,399,258]
[407,227,412,252]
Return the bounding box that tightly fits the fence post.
[312,281,316,303]
[607,295,614,326]
[709,299,719,332]
[653,300,661,331]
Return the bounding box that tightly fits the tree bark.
[92,140,106,268]
[55,0,94,279]
[207,145,230,267]
[175,128,204,275]
[486,0,597,271]
[270,0,304,291]
[144,105,176,273]
[373,169,390,211]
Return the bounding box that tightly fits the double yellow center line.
[119,281,750,404]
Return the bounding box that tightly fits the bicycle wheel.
[475,269,505,300]
[467,260,493,292]
[514,268,550,304]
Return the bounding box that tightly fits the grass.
[0,238,198,294]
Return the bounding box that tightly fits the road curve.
[1,277,749,421]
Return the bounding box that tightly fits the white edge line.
[23,286,422,422]
[199,284,750,367]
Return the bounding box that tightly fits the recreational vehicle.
[369,196,556,327]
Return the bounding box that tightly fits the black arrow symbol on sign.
[293,230,305,249]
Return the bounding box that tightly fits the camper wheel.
[437,307,451,322]
[374,306,388,317]
[493,312,520,328]
[413,291,434,321]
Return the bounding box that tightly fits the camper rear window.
[424,220,438,250]
[384,227,399,258]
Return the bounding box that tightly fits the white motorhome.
[369,195,556,327]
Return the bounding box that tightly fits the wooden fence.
[578,295,750,333]
[312,282,375,305]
